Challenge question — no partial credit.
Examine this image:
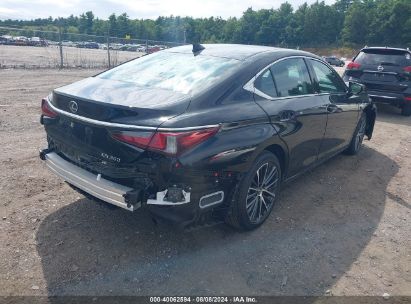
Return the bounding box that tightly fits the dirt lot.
[0,68,410,297]
[0,45,140,68]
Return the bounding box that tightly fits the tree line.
[0,0,410,47]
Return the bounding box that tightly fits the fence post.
[106,30,111,68]
[58,24,63,68]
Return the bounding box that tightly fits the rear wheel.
[401,103,411,116]
[345,113,366,155]
[226,152,281,230]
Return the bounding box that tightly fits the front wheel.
[226,152,281,230]
[345,113,366,155]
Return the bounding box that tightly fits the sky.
[0,0,336,20]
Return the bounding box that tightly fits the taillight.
[112,131,153,149]
[112,127,219,156]
[346,62,361,70]
[41,98,57,118]
[403,66,411,73]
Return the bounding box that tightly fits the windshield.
[98,52,240,95]
[355,49,411,66]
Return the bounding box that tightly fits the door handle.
[326,104,339,113]
[279,110,296,122]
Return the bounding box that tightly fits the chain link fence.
[0,26,185,69]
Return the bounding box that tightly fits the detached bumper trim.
[146,189,191,206]
[43,152,137,211]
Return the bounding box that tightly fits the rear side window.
[254,69,277,98]
[355,49,411,66]
[270,58,314,97]
[310,60,346,93]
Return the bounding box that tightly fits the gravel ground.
[0,45,141,68]
[0,68,410,296]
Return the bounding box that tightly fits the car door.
[252,57,329,178]
[307,59,360,160]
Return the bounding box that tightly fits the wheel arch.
[264,144,287,179]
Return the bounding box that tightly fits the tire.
[401,103,411,116]
[345,113,367,155]
[225,151,281,230]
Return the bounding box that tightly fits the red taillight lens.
[111,131,154,149]
[41,98,57,118]
[346,62,361,70]
[403,66,411,73]
[112,127,219,156]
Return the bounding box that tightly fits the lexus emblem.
[377,65,384,71]
[69,100,78,113]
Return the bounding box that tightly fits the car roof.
[164,44,307,61]
[361,46,410,53]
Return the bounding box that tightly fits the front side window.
[98,52,240,95]
[270,58,314,97]
[254,69,277,97]
[310,60,346,93]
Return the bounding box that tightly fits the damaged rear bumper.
[41,151,192,211]
[43,151,138,211]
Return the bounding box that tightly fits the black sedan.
[324,56,345,67]
[40,44,376,230]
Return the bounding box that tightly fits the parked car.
[343,46,411,116]
[46,40,59,46]
[100,44,113,50]
[28,37,48,47]
[62,40,76,47]
[119,44,140,52]
[0,35,13,45]
[76,41,99,49]
[40,44,376,230]
[110,43,124,50]
[324,56,345,67]
[14,36,28,46]
[146,46,161,54]
[75,42,85,48]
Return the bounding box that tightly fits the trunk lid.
[46,77,190,174]
[52,77,190,126]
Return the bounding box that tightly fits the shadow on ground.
[375,104,411,127]
[36,144,397,296]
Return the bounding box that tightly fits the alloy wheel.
[246,162,279,224]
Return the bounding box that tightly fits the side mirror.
[348,82,364,95]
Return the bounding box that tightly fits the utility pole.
[183,29,186,44]
[58,19,63,69]
[106,27,111,68]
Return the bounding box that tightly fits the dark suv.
[343,47,411,116]
[40,44,376,230]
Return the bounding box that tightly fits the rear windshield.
[98,52,240,94]
[355,49,411,66]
